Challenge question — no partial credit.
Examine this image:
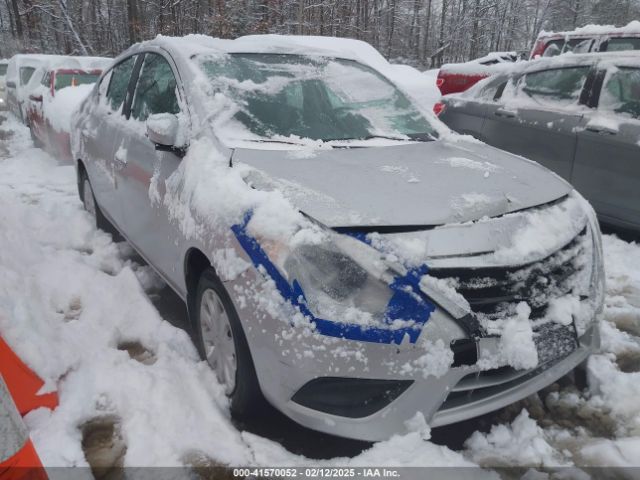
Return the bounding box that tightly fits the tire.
[78,169,123,241]
[30,126,43,148]
[193,267,265,417]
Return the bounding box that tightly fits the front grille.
[429,227,589,322]
[431,228,591,407]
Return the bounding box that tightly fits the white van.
[5,54,64,123]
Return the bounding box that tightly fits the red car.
[27,68,102,162]
[531,21,640,58]
[436,52,522,96]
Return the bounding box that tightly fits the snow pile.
[492,192,587,265]
[439,52,522,77]
[384,64,441,110]
[465,410,566,467]
[45,84,94,133]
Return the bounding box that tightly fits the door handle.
[585,125,617,135]
[494,108,517,118]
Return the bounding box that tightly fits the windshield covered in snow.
[198,53,438,143]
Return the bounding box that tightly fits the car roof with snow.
[121,34,391,72]
[480,50,640,79]
[536,20,640,39]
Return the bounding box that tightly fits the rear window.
[599,67,640,119]
[520,66,590,106]
[602,37,640,52]
[55,72,100,90]
[0,65,7,76]
[20,67,36,86]
[542,38,594,57]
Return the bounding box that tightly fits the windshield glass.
[55,72,100,90]
[198,53,438,143]
[0,65,7,76]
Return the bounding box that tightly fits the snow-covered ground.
[1,112,640,473]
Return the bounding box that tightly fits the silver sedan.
[71,35,604,441]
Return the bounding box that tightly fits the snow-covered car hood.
[233,138,572,227]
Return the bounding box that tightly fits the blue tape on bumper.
[231,214,434,344]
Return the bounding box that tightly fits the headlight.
[239,214,435,341]
[282,239,395,324]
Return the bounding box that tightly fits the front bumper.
[228,193,604,441]
[268,324,598,441]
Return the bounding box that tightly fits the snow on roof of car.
[440,53,523,75]
[475,50,640,79]
[47,56,112,71]
[145,34,391,71]
[538,20,640,38]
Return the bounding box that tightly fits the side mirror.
[146,113,186,157]
[147,113,179,147]
[6,81,16,89]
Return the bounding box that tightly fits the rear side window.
[543,38,594,57]
[520,67,590,106]
[0,64,8,75]
[55,73,100,90]
[20,67,36,86]
[602,37,640,52]
[599,67,640,119]
[106,56,136,112]
[473,75,508,101]
[130,53,179,122]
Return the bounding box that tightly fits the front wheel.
[81,172,99,228]
[193,268,265,417]
[79,169,122,241]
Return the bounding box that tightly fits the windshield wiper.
[244,138,306,146]
[340,133,435,142]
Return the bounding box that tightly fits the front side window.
[599,67,640,119]
[519,66,590,106]
[130,54,179,121]
[197,53,438,143]
[106,56,136,112]
[20,67,36,86]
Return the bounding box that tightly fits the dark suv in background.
[437,52,640,233]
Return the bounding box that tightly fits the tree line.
[1,0,638,67]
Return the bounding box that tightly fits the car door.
[572,66,640,230]
[29,71,50,144]
[481,65,592,180]
[118,51,186,283]
[440,75,508,139]
[82,54,140,231]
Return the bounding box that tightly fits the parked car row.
[437,51,640,233]
[69,34,603,441]
[437,21,640,96]
[3,53,111,161]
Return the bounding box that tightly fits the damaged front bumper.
[230,192,604,441]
